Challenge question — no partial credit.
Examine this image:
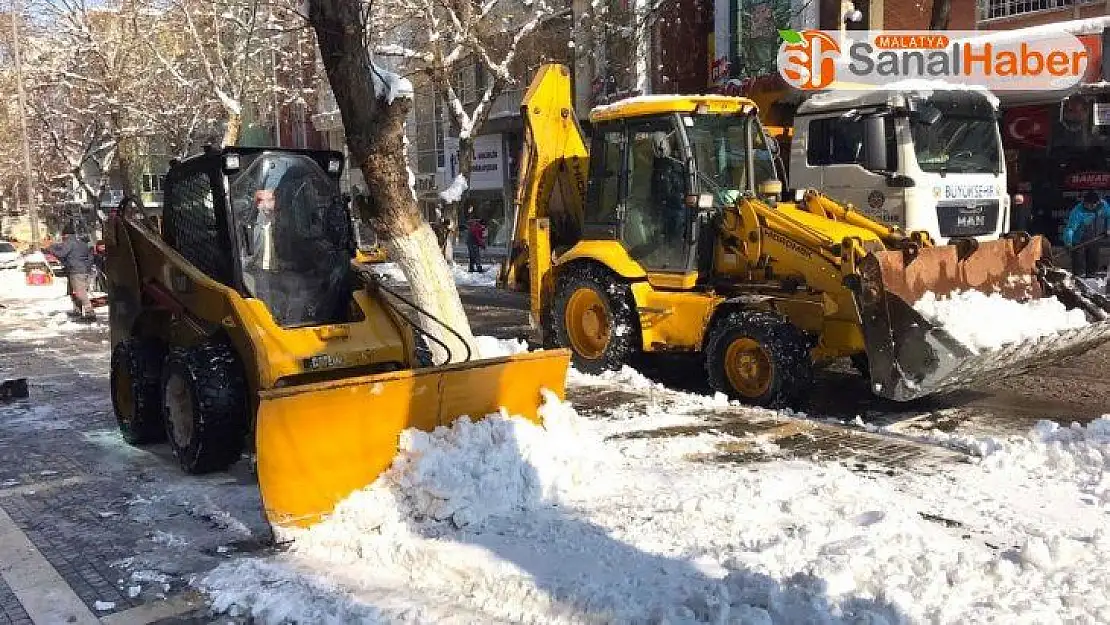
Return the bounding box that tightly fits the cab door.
[619,116,696,278]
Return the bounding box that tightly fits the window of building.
[142,173,165,194]
[413,90,445,174]
[979,0,1072,20]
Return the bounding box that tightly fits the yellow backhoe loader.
[499,64,1110,407]
[105,146,570,530]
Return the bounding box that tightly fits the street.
[1,274,1108,623]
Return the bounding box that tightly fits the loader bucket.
[855,235,1110,402]
[255,348,571,529]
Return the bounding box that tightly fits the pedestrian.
[45,223,95,320]
[466,210,485,273]
[1062,190,1110,278]
[440,217,455,263]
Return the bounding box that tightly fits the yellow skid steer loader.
[500,64,1110,406]
[105,146,570,529]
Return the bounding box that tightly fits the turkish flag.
[1002,106,1051,151]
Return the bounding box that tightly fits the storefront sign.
[469,134,503,191]
[1064,172,1110,190]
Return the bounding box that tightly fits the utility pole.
[11,0,40,249]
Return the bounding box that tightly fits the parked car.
[0,241,21,270]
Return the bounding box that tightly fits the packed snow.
[0,269,107,338]
[913,290,1089,353]
[198,376,1110,624]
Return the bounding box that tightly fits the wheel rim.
[164,372,194,449]
[565,287,611,359]
[724,337,773,398]
[114,366,134,425]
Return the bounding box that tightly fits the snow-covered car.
[0,241,21,270]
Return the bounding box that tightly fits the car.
[0,241,21,270]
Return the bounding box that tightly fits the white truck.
[778,87,1010,244]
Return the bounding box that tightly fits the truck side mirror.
[767,137,780,156]
[861,116,889,172]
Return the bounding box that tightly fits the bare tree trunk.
[308,0,477,365]
[929,0,951,29]
[222,113,242,147]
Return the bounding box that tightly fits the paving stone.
[0,575,31,625]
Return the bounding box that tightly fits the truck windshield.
[911,116,1001,175]
[686,114,774,198]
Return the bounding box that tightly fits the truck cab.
[785,88,1008,244]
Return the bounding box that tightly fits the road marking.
[0,505,99,625]
[99,591,203,625]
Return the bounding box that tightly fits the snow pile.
[474,335,530,358]
[199,395,1110,624]
[913,289,1089,353]
[282,394,593,549]
[928,417,1110,505]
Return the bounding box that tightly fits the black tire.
[552,263,640,374]
[704,310,814,408]
[110,338,166,444]
[161,341,249,474]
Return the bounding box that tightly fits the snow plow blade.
[855,235,1110,402]
[255,348,571,529]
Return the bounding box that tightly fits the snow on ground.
[913,289,1089,354]
[198,376,1110,624]
[1081,275,1107,294]
[0,269,107,338]
[368,261,501,288]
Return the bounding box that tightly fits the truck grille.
[937,200,999,237]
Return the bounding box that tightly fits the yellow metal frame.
[589,94,758,124]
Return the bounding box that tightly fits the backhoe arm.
[498,64,589,294]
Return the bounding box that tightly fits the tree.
[308,0,477,365]
[372,0,569,208]
[146,0,314,147]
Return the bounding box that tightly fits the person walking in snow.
[1062,190,1110,278]
[45,223,95,321]
[466,209,486,273]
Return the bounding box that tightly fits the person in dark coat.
[466,209,486,273]
[46,224,95,319]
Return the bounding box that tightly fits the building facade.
[979,9,1110,243]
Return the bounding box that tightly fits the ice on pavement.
[913,289,1089,353]
[199,382,1110,624]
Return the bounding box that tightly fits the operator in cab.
[1062,190,1110,279]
